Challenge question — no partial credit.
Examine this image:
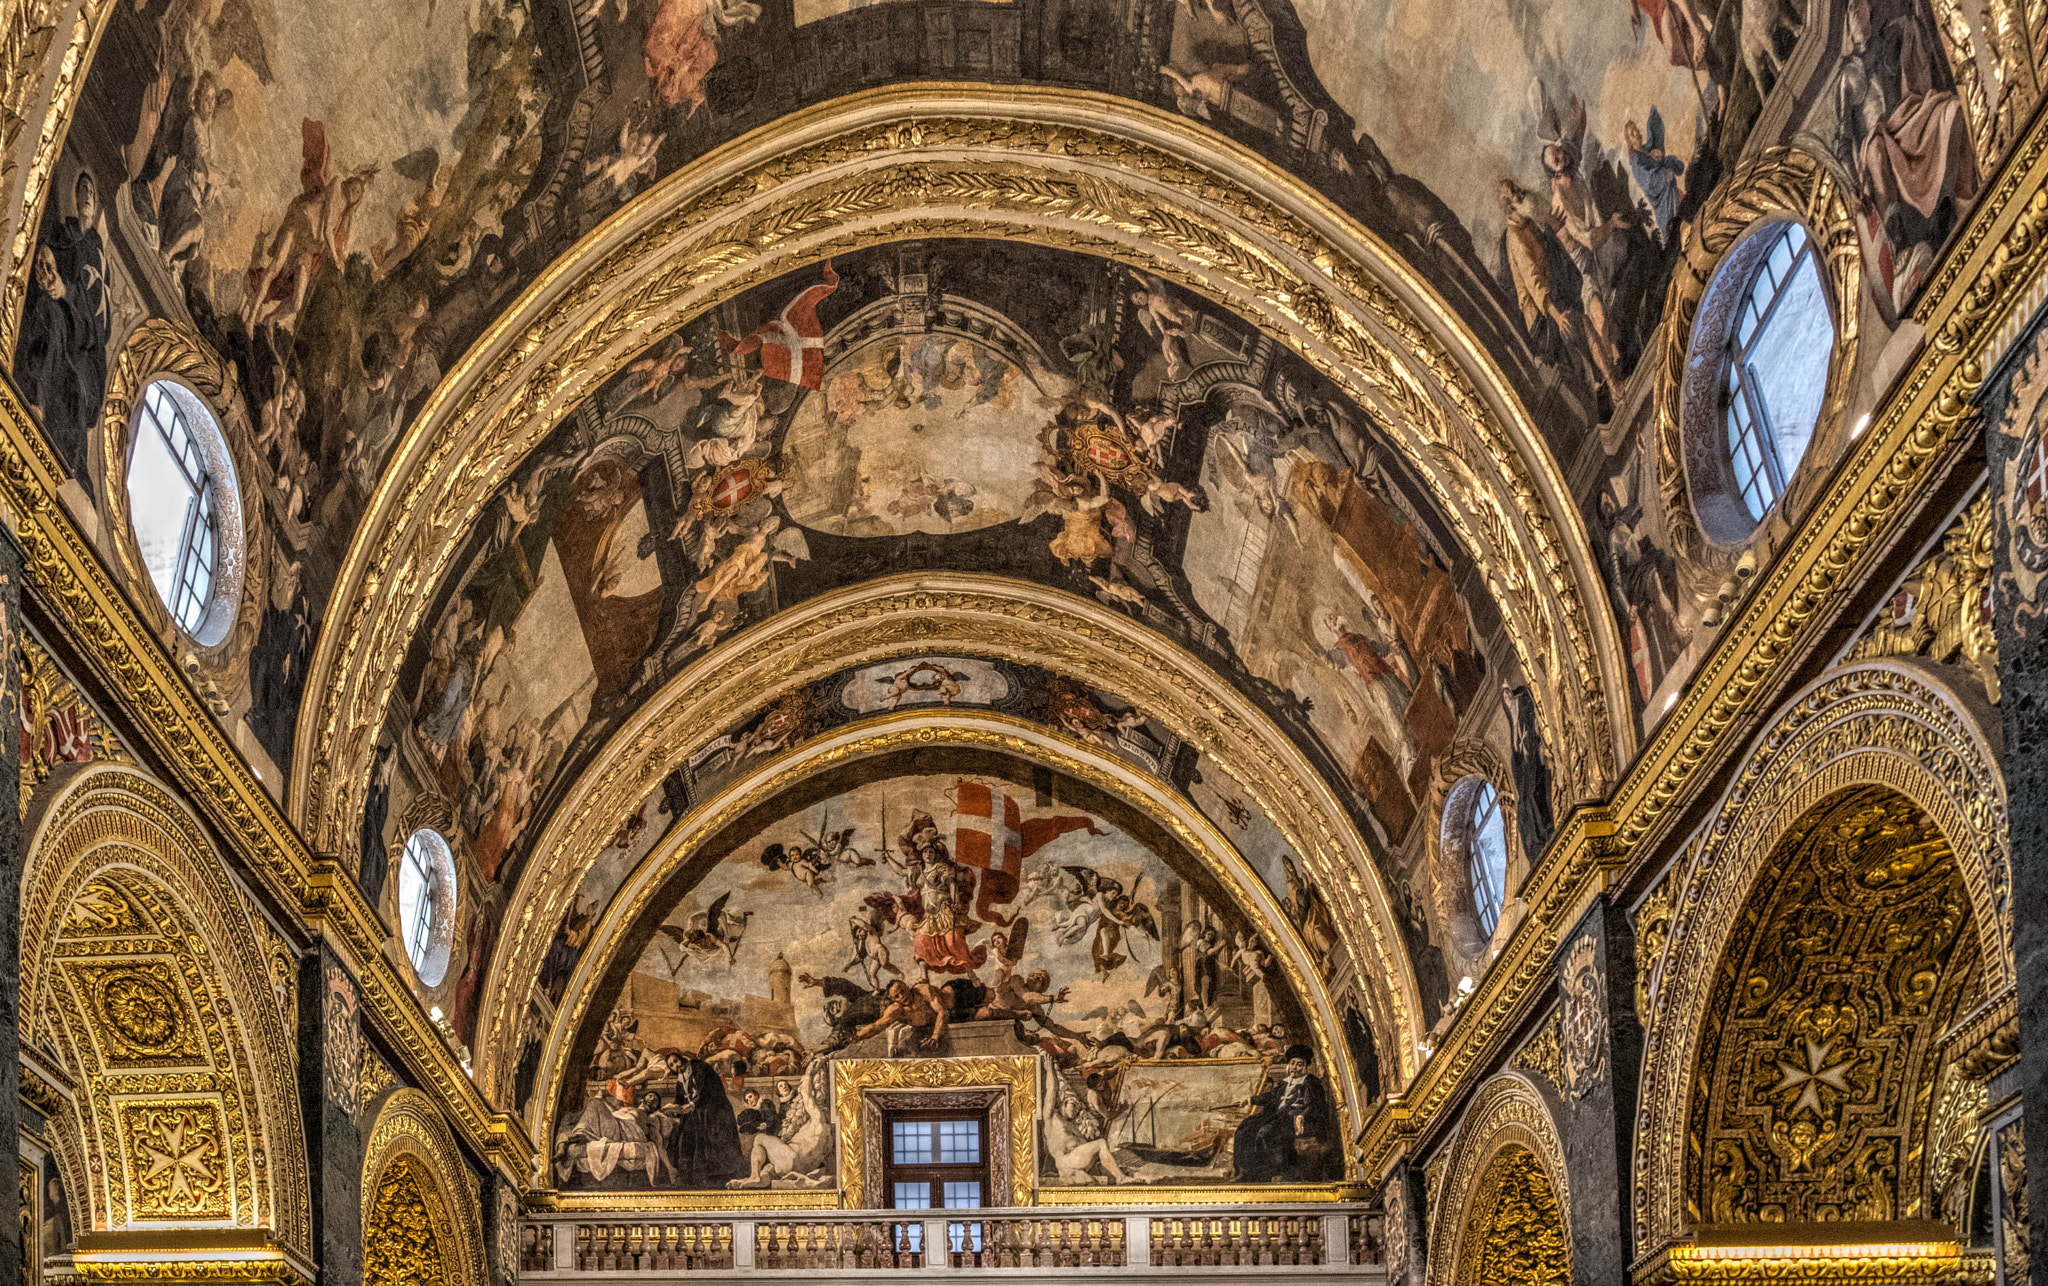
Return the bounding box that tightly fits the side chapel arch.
[361,1089,484,1286]
[290,85,1635,910]
[1632,659,2011,1259]
[1423,1072,1573,1286]
[521,706,1371,1171]
[472,573,1414,1117]
[19,762,311,1272]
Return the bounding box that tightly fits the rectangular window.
[883,1110,991,1211]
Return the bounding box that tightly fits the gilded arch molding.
[1630,659,2011,1261]
[516,698,1373,1175]
[289,85,1632,886]
[474,574,1413,1108]
[1422,1072,1573,1286]
[361,1089,484,1286]
[19,762,312,1269]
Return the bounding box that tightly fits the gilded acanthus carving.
[1423,1074,1571,1286]
[364,1155,449,1286]
[1847,492,1999,701]
[1634,877,1675,1024]
[1463,1148,1571,1286]
[1926,1064,1986,1227]
[1513,1011,1566,1092]
[21,767,310,1259]
[1685,788,1980,1227]
[360,1090,482,1286]
[1632,661,2010,1260]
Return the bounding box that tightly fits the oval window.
[126,379,242,643]
[1717,223,1832,525]
[397,828,457,986]
[1444,775,1509,938]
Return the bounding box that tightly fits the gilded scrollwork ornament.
[1512,1011,1566,1093]
[122,1102,231,1220]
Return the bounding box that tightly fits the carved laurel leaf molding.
[291,86,1635,908]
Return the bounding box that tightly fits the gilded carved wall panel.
[1686,787,1981,1226]
[360,1089,482,1286]
[20,764,310,1260]
[1423,1073,1571,1286]
[1462,1147,1571,1286]
[364,1155,450,1286]
[1632,660,2011,1259]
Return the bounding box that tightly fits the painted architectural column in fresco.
[1986,313,2048,1280]
[298,947,367,1286]
[1546,902,1639,1284]
[0,526,23,1285]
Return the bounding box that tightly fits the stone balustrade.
[517,1206,1386,1280]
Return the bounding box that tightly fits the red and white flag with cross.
[951,780,1103,925]
[717,261,840,389]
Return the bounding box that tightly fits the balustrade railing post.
[553,1223,574,1273]
[733,1220,756,1270]
[1124,1215,1150,1268]
[1323,1214,1349,1266]
[924,1219,950,1271]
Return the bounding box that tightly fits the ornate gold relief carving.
[1633,660,2011,1260]
[1684,788,1980,1228]
[361,1090,481,1286]
[359,1037,398,1105]
[74,960,204,1065]
[834,1056,1035,1209]
[1634,877,1675,1024]
[22,767,310,1258]
[1926,1064,1986,1227]
[1513,1011,1566,1092]
[365,1155,449,1286]
[1847,492,1999,700]
[121,1101,231,1220]
[1423,1074,1571,1286]
[1462,1147,1570,1286]
[60,880,143,937]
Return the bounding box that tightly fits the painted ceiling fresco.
[471,653,1397,1121]
[364,240,1536,1054]
[13,0,1982,792]
[548,768,1344,1192]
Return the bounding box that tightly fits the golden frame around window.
[835,1057,1036,1210]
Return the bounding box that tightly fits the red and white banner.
[716,261,839,389]
[952,780,1102,925]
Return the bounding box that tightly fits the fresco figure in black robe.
[17,170,110,486]
[1232,1046,1335,1183]
[656,1051,746,1188]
